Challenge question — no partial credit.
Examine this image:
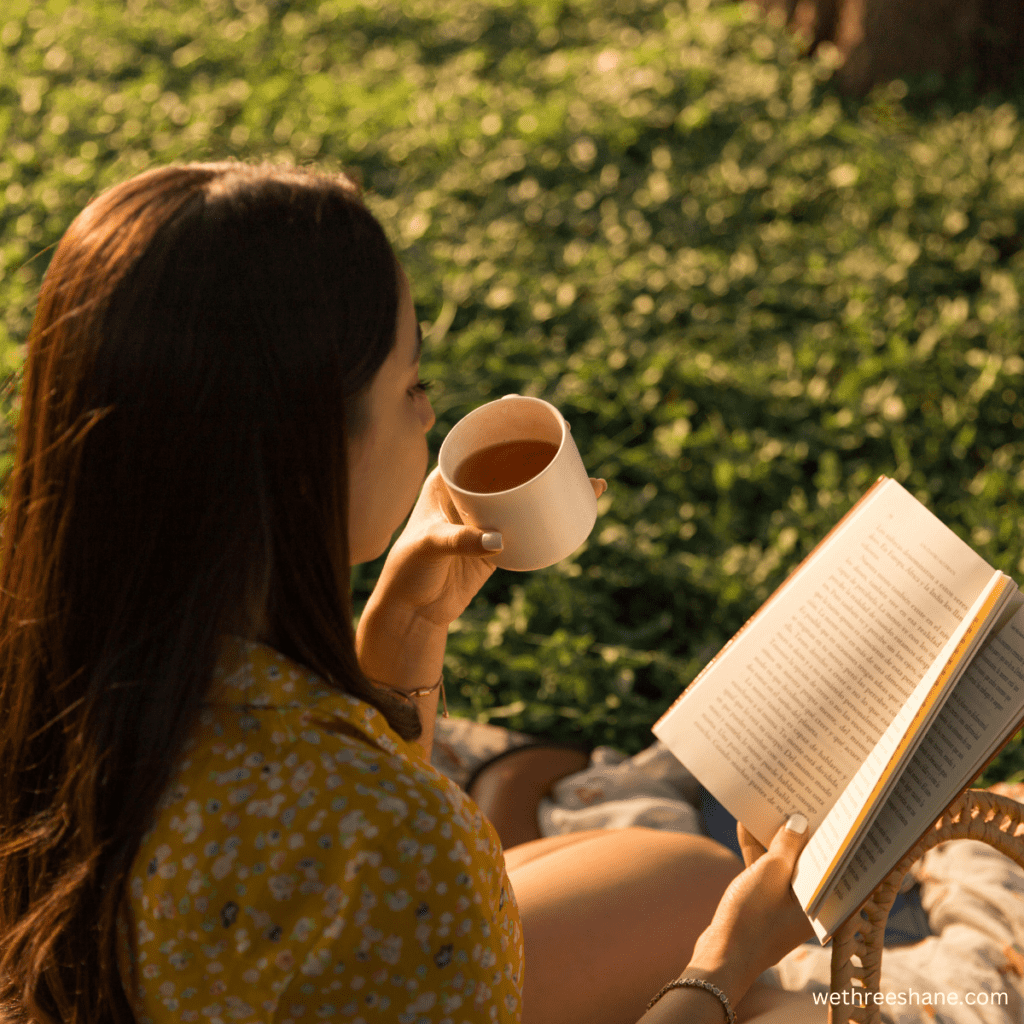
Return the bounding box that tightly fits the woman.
[0,161,823,1024]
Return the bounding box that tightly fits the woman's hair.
[0,161,422,1024]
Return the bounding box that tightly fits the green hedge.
[2,0,1024,782]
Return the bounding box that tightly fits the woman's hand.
[368,468,609,628]
[368,467,500,628]
[357,468,607,694]
[683,815,814,1006]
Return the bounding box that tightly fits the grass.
[2,0,1024,783]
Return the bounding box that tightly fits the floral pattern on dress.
[118,636,523,1024]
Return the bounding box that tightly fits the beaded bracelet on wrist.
[385,673,448,717]
[646,977,736,1023]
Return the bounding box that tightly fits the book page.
[807,607,1024,941]
[653,480,995,846]
[792,572,1014,913]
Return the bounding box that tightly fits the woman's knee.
[507,826,740,891]
[503,828,609,872]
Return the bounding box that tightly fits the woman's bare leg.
[504,828,607,872]
[476,755,825,1021]
[468,745,591,849]
[506,826,745,1024]
[737,982,828,1023]
[507,831,827,1024]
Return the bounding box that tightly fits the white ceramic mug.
[438,395,598,571]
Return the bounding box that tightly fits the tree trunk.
[751,0,1024,96]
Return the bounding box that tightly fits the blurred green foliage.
[2,0,1024,783]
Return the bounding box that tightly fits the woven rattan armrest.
[827,790,1024,1024]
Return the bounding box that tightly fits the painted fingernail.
[482,532,503,551]
[786,813,808,835]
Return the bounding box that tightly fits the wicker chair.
[827,790,1024,1024]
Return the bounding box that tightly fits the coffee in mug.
[438,395,599,571]
[454,439,559,494]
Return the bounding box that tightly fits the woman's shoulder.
[159,634,484,840]
[198,633,422,762]
[120,637,521,1021]
[139,692,498,900]
[120,644,522,1023]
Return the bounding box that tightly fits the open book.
[653,476,1024,943]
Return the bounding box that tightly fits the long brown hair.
[0,161,421,1023]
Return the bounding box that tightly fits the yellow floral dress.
[118,636,524,1024]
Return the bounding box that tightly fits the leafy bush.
[2,0,1023,781]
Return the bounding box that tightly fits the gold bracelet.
[384,673,448,717]
[646,977,736,1023]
